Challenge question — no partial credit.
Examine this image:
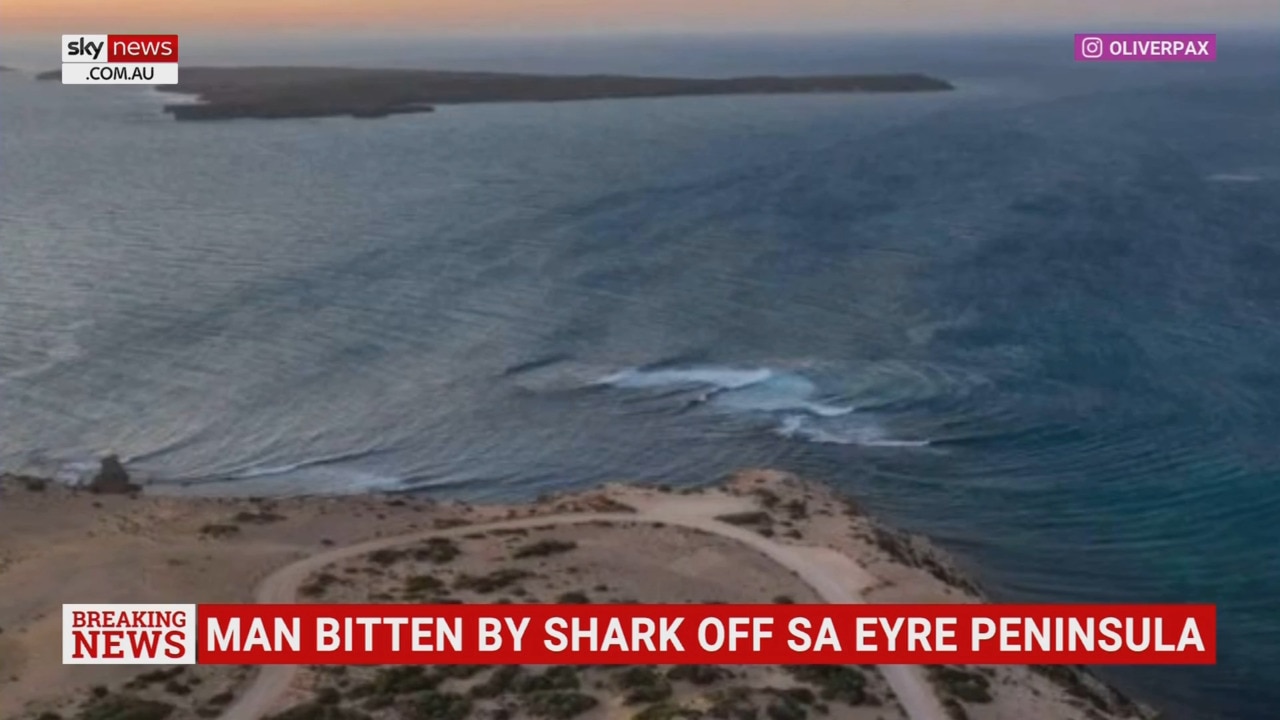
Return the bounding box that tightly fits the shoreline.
[0,468,1156,720]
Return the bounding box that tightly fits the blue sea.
[2,32,1278,719]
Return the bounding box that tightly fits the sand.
[0,470,1155,720]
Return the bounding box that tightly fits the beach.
[0,469,1152,720]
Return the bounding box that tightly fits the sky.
[2,0,1275,34]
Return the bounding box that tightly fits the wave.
[775,414,931,447]
[705,373,854,417]
[598,366,775,391]
[597,363,928,447]
[214,447,387,481]
[502,353,576,377]
[173,465,403,496]
[53,458,106,485]
[598,364,854,415]
[0,320,91,385]
[1205,167,1277,184]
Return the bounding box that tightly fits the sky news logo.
[61,34,180,85]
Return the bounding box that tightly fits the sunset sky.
[3,0,1274,34]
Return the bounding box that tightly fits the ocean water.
[3,33,1279,719]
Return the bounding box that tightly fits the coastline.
[0,469,1155,720]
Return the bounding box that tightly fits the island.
[35,66,954,120]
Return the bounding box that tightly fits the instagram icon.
[1080,36,1105,58]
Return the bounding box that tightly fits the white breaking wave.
[221,447,385,481]
[598,364,853,415]
[197,466,401,497]
[598,364,927,448]
[705,373,854,417]
[598,366,774,391]
[775,414,930,447]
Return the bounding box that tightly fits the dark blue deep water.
[2,33,1278,719]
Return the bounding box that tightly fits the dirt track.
[216,491,950,720]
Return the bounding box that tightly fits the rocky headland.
[0,467,1156,720]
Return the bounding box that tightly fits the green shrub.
[782,666,866,705]
[433,517,472,529]
[404,574,446,595]
[512,539,578,559]
[414,538,461,564]
[633,703,702,720]
[705,687,757,720]
[124,668,183,689]
[77,695,175,720]
[617,667,672,705]
[437,665,485,680]
[713,512,771,527]
[469,666,522,698]
[927,666,992,703]
[752,489,780,508]
[411,690,471,720]
[1028,665,1128,713]
[352,665,439,697]
[263,702,370,720]
[666,665,729,686]
[518,666,580,693]
[764,697,805,720]
[366,548,406,566]
[772,688,815,705]
[315,688,341,705]
[943,698,969,720]
[522,691,599,719]
[454,568,533,593]
[162,679,190,696]
[300,572,346,598]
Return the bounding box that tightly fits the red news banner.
[65,604,1216,666]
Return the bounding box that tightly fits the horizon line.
[4,23,1279,41]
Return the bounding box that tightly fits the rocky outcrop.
[88,455,138,494]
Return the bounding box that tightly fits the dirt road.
[216,492,950,720]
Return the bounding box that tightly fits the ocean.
[2,32,1278,719]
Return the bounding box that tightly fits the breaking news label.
[61,34,179,84]
[64,603,1216,665]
